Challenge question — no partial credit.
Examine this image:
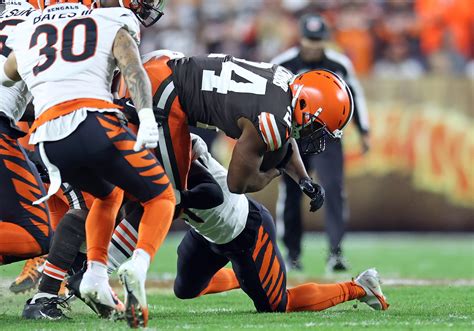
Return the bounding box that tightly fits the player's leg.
[9,191,68,295]
[277,173,304,269]
[311,139,349,271]
[86,112,175,327]
[0,130,51,264]
[39,130,127,317]
[225,199,289,312]
[174,229,233,298]
[22,209,88,320]
[107,201,142,273]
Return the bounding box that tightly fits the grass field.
[0,233,473,330]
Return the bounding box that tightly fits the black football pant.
[278,139,347,260]
[40,113,170,202]
[174,199,288,312]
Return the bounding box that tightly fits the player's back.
[0,0,40,127]
[7,3,140,118]
[169,54,294,144]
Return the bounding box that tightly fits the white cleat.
[79,267,125,318]
[354,268,389,310]
[118,259,149,328]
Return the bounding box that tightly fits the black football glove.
[299,177,325,212]
[113,97,139,125]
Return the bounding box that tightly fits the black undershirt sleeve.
[180,159,224,210]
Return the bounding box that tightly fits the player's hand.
[134,108,159,152]
[299,177,325,212]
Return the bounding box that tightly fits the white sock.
[85,261,109,279]
[31,292,57,303]
[132,249,150,273]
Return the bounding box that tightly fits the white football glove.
[133,108,159,152]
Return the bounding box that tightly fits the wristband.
[137,108,156,123]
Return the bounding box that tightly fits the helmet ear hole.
[299,99,306,110]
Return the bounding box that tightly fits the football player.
[1,0,172,327]
[173,134,388,313]
[0,0,50,267]
[116,50,353,210]
[104,134,389,313]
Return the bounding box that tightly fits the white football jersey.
[183,135,248,244]
[6,4,140,143]
[0,1,39,127]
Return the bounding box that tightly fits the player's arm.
[282,138,325,212]
[180,160,224,210]
[282,138,310,183]
[227,118,281,194]
[0,52,21,87]
[112,28,157,151]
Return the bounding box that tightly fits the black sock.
[39,211,86,295]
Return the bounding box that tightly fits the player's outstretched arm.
[113,28,158,151]
[0,52,21,87]
[227,118,281,194]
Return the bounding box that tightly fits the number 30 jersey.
[6,4,140,123]
[169,54,295,151]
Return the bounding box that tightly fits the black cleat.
[326,253,349,272]
[66,267,121,320]
[22,297,70,320]
[286,257,303,271]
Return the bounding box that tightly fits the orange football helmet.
[289,69,354,154]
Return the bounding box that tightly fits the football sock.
[286,281,366,312]
[136,185,175,259]
[69,252,87,275]
[86,187,124,264]
[38,211,86,295]
[108,218,139,273]
[131,249,150,277]
[0,222,42,260]
[199,268,240,296]
[46,194,68,231]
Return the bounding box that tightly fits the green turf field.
[0,233,473,330]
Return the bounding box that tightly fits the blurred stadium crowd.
[139,0,474,78]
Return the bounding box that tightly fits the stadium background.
[139,0,473,232]
[0,1,472,329]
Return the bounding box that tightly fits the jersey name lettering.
[273,66,293,92]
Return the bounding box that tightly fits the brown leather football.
[260,141,290,171]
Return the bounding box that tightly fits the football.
[260,141,290,171]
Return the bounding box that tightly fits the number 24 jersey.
[169,54,295,151]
